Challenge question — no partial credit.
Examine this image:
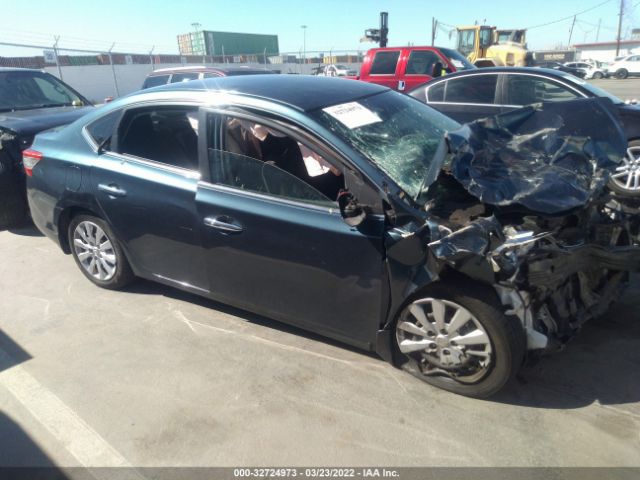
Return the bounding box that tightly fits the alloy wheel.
[396,298,493,383]
[72,221,117,281]
[611,146,640,193]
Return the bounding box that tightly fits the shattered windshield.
[311,91,459,198]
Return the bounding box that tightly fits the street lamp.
[301,25,307,65]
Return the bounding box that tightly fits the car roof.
[148,66,273,76]
[0,67,46,73]
[416,66,577,86]
[148,75,389,112]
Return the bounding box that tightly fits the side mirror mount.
[337,190,366,227]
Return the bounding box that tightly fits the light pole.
[301,25,307,66]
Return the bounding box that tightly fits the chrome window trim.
[425,71,588,105]
[198,181,339,214]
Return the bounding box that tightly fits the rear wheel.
[616,68,629,79]
[68,215,134,289]
[394,283,525,398]
[593,71,604,79]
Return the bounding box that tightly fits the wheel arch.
[57,205,104,254]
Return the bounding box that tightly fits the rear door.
[424,73,503,123]
[194,109,386,347]
[362,49,402,90]
[89,102,207,291]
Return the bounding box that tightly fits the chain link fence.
[0,41,366,102]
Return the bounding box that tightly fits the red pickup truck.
[352,46,476,92]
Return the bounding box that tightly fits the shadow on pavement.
[122,278,380,359]
[0,330,32,374]
[495,279,640,409]
[0,412,67,473]
[7,221,44,237]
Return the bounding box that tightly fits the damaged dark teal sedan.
[25,75,640,397]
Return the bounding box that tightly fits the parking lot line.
[0,346,132,468]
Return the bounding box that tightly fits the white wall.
[43,62,363,103]
[576,45,640,63]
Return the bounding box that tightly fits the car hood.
[0,106,94,137]
[424,98,627,215]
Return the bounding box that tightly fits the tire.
[608,139,640,197]
[68,214,134,289]
[393,282,525,398]
[616,68,628,79]
[593,71,604,79]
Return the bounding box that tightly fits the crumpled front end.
[386,98,640,354]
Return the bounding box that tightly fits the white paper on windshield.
[322,102,382,129]
[450,59,465,68]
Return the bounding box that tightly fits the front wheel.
[593,71,604,79]
[68,214,134,289]
[394,283,525,398]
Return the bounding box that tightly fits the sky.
[0,0,637,57]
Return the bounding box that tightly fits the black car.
[25,75,640,398]
[0,68,93,228]
[534,61,586,78]
[409,67,640,196]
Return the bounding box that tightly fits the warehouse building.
[177,30,279,56]
[572,40,640,62]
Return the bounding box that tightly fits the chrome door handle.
[98,183,127,197]
[204,216,243,233]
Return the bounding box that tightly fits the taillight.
[23,149,43,177]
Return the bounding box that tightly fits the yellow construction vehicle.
[456,25,531,67]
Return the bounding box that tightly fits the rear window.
[445,75,497,104]
[170,72,200,83]
[142,75,170,89]
[370,51,400,75]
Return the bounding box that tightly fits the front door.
[195,111,386,347]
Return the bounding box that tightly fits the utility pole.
[301,25,307,65]
[53,35,63,81]
[568,15,576,47]
[431,17,437,46]
[616,0,624,56]
[596,18,602,42]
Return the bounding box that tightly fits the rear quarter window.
[370,51,400,75]
[85,110,121,149]
[427,82,445,102]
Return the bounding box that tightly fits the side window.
[170,72,200,83]
[206,116,345,205]
[370,51,400,75]
[142,75,170,89]
[426,82,445,102]
[406,51,440,75]
[117,106,199,171]
[86,110,121,150]
[444,75,497,104]
[505,75,580,105]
